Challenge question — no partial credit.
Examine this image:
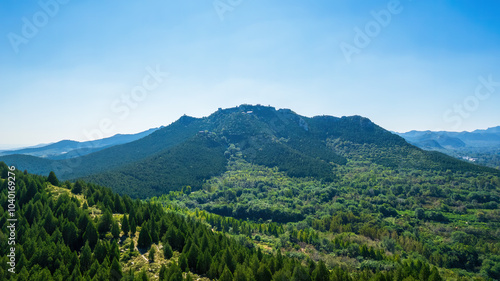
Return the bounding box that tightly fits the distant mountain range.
[396,127,500,169]
[0,128,159,159]
[1,105,498,198]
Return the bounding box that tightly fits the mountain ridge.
[0,127,160,159]
[1,105,498,198]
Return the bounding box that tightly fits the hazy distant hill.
[397,127,500,169]
[1,105,497,197]
[0,128,159,159]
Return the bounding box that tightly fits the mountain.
[397,127,500,168]
[0,128,159,159]
[1,105,497,198]
[1,163,334,281]
[2,107,500,280]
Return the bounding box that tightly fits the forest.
[1,106,499,280]
[1,162,448,280]
[152,148,500,280]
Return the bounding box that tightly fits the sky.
[1,0,500,149]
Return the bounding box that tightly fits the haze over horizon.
[2,0,500,148]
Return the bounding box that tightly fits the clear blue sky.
[1,0,500,148]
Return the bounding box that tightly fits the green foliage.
[48,171,59,186]
[148,247,156,263]
[137,223,152,249]
[121,214,129,235]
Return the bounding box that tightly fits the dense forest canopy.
[1,106,499,280]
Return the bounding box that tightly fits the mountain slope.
[1,105,497,198]
[0,128,159,159]
[397,127,500,168]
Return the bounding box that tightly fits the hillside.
[0,128,159,160]
[0,163,450,280]
[397,127,500,169]
[1,105,497,199]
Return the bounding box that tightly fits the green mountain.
[2,106,500,280]
[397,127,500,169]
[2,163,349,280]
[0,128,159,160]
[1,105,497,199]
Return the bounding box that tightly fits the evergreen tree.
[223,248,236,272]
[111,220,120,239]
[98,209,113,234]
[79,242,92,273]
[163,241,173,259]
[69,265,83,281]
[159,264,167,281]
[130,218,137,236]
[234,264,250,281]
[138,268,150,281]
[129,239,135,252]
[109,257,122,281]
[83,220,99,249]
[291,265,311,281]
[179,254,188,272]
[149,246,156,263]
[312,260,329,281]
[138,223,152,248]
[63,221,79,251]
[187,243,200,271]
[72,180,84,195]
[121,214,130,235]
[48,171,59,186]
[220,265,234,281]
[109,240,120,263]
[94,240,107,264]
[43,208,57,234]
[256,264,273,281]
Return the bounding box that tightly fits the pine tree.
[163,241,173,259]
[148,246,156,263]
[98,209,113,234]
[43,208,57,234]
[234,264,250,281]
[111,220,120,239]
[69,265,83,281]
[223,248,236,272]
[121,214,130,236]
[187,243,200,271]
[179,254,188,272]
[83,220,99,249]
[109,257,122,281]
[63,221,79,251]
[129,239,135,252]
[159,264,167,280]
[130,218,137,236]
[138,268,150,281]
[291,265,311,281]
[312,260,329,281]
[94,240,107,264]
[138,223,152,248]
[109,240,120,263]
[220,265,234,281]
[72,180,84,194]
[48,171,59,186]
[256,264,273,281]
[79,242,92,273]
